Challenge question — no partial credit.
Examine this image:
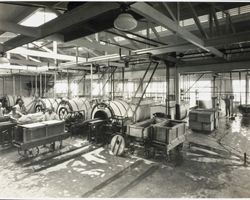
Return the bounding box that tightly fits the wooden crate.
[152,120,186,144]
[189,120,202,131]
[127,118,165,139]
[21,123,47,143]
[189,111,198,121]
[202,121,214,132]
[197,112,214,123]
[42,120,65,136]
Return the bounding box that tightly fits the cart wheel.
[110,135,125,156]
[59,140,63,149]
[18,148,27,157]
[29,147,39,157]
[49,142,56,152]
[35,105,43,113]
[58,107,69,120]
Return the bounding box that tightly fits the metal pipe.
[122,30,167,46]
[106,30,158,47]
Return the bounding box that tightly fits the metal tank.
[34,98,62,113]
[57,97,92,120]
[91,99,151,123]
[21,96,35,113]
[4,95,19,108]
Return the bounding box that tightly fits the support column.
[12,74,15,96]
[175,65,180,104]
[67,70,70,99]
[3,77,5,95]
[40,73,42,97]
[90,64,93,100]
[31,75,33,96]
[19,74,22,96]
[246,72,249,104]
[35,74,38,97]
[166,63,170,116]
[44,72,46,97]
[54,72,56,98]
[122,67,125,97]
[53,41,57,65]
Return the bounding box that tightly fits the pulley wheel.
[110,135,125,156]
[35,105,43,113]
[29,147,40,157]
[59,107,69,120]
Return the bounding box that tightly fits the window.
[54,81,79,96]
[233,80,246,103]
[20,9,57,27]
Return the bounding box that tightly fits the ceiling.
[0,1,250,74]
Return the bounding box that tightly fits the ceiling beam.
[187,3,208,39]
[0,20,41,38]
[133,43,195,55]
[8,47,86,62]
[9,58,54,67]
[66,37,120,54]
[162,2,177,22]
[205,31,250,47]
[3,2,120,52]
[130,2,224,58]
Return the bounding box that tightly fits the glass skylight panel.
[216,12,223,19]
[228,8,238,16]
[20,9,57,27]
[240,5,250,14]
[198,15,208,23]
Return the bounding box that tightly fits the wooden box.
[202,121,214,132]
[127,118,165,139]
[42,120,65,136]
[197,112,214,123]
[189,111,198,121]
[152,120,186,144]
[21,123,47,143]
[189,120,202,131]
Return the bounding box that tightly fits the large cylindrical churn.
[57,97,92,120]
[33,98,61,113]
[91,99,151,123]
[21,96,36,113]
[4,95,19,108]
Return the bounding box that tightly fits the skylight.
[20,9,57,27]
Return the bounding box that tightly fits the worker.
[0,102,5,117]
[221,94,231,117]
[15,98,27,115]
[7,106,23,122]
[44,107,59,121]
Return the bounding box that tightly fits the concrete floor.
[0,116,250,198]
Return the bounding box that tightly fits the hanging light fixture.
[114,12,137,31]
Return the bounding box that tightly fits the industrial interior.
[0,1,250,198]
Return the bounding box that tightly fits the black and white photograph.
[0,0,250,198]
